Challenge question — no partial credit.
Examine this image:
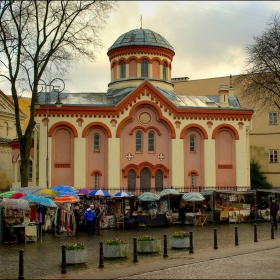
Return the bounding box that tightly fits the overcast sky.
[2,1,279,95]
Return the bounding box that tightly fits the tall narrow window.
[155,170,163,191]
[28,160,33,179]
[94,173,99,188]
[191,173,195,188]
[128,170,136,192]
[163,62,167,80]
[136,131,142,151]
[120,61,126,78]
[190,135,195,152]
[140,167,151,192]
[141,60,148,77]
[94,134,100,151]
[148,132,155,151]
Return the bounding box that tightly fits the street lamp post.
[35,78,65,189]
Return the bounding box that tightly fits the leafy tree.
[250,158,272,189]
[234,13,280,113]
[0,1,116,187]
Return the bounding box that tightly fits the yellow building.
[172,76,279,186]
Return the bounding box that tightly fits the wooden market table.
[195,214,209,226]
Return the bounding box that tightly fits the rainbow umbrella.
[0,191,17,198]
[53,196,79,203]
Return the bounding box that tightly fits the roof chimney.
[218,85,229,108]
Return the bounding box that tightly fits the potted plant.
[169,231,190,249]
[59,242,88,264]
[136,235,161,253]
[103,237,129,258]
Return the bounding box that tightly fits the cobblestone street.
[1,222,279,279]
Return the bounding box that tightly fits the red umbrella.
[10,192,27,199]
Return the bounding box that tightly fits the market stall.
[1,198,37,244]
[214,190,255,223]
[134,192,167,227]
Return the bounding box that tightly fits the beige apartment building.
[172,76,280,187]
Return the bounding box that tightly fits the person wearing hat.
[270,198,279,229]
[73,206,81,235]
[83,205,96,236]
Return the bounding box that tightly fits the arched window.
[136,131,143,151]
[191,173,196,188]
[94,134,100,151]
[155,170,163,191]
[148,132,155,152]
[94,173,99,188]
[190,135,195,152]
[163,62,167,80]
[28,160,33,180]
[140,167,151,192]
[128,170,136,192]
[120,61,126,78]
[141,60,149,77]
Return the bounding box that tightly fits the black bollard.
[271,222,275,239]
[235,226,239,246]
[99,241,104,268]
[18,249,24,280]
[254,223,258,242]
[189,231,194,254]
[163,234,168,258]
[133,237,138,263]
[61,245,67,274]
[214,228,218,249]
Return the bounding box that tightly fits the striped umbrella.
[159,189,180,196]
[88,189,111,198]
[113,191,133,198]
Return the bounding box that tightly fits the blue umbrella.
[113,191,133,198]
[34,197,57,208]
[52,185,74,193]
[22,194,41,203]
[88,189,111,198]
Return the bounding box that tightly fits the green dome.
[108,28,174,52]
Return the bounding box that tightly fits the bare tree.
[234,13,280,113]
[0,0,116,187]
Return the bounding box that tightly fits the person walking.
[73,206,81,235]
[94,203,102,235]
[270,198,279,229]
[178,203,186,227]
[83,205,96,236]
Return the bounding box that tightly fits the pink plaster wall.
[120,105,171,190]
[129,59,137,77]
[184,129,204,186]
[86,126,108,189]
[152,60,160,78]
[51,127,74,187]
[215,129,236,186]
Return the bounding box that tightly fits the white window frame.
[136,131,143,151]
[269,149,278,163]
[94,134,100,151]
[148,131,155,152]
[190,135,195,152]
[28,160,33,180]
[268,112,278,125]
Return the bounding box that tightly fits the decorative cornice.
[107,46,175,61]
[129,126,162,136]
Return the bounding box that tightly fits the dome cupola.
[107,28,175,91]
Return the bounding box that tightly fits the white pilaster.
[204,138,216,187]
[74,136,86,189]
[108,137,120,188]
[171,138,184,187]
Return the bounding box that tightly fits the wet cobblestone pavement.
[1,222,279,279]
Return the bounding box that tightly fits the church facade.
[34,29,254,193]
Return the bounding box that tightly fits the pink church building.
[33,28,254,193]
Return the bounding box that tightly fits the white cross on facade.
[157,153,165,161]
[125,152,134,161]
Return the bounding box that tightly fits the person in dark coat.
[73,206,81,235]
[94,203,102,235]
[270,199,279,229]
[83,205,96,236]
[178,203,186,227]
